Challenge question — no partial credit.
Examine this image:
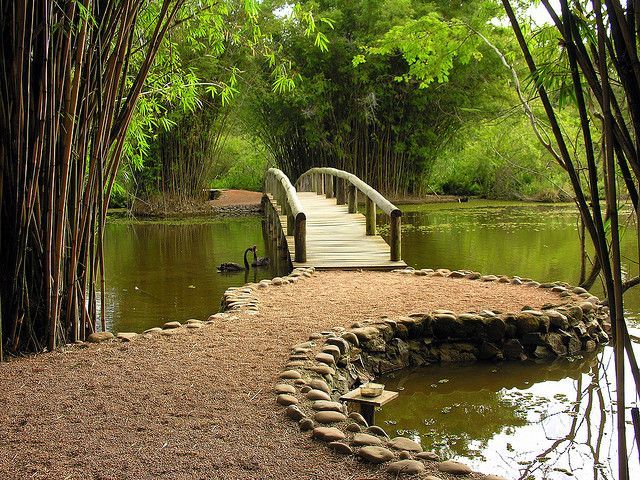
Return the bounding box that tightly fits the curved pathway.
[0,271,569,479]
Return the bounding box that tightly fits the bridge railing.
[296,167,402,261]
[264,168,306,262]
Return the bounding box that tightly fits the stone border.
[222,267,609,480]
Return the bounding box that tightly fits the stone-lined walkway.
[0,270,580,479]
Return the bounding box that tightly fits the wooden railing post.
[347,184,357,213]
[365,196,376,235]
[326,175,334,198]
[317,173,324,195]
[390,211,401,261]
[294,213,306,262]
[286,204,294,236]
[336,178,345,205]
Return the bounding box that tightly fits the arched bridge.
[263,168,407,270]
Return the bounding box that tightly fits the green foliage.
[362,12,482,88]
[211,134,270,191]
[428,110,571,200]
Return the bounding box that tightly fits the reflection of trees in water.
[516,351,614,480]
[379,351,619,478]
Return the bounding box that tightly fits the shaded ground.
[0,272,568,480]
[129,189,263,217]
[208,189,263,207]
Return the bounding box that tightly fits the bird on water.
[217,246,255,272]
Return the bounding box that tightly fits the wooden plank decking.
[272,192,407,270]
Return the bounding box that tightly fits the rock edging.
[245,267,609,480]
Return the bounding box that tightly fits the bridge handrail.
[296,167,402,261]
[264,168,306,262]
[300,167,400,217]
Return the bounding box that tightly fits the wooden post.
[326,175,334,198]
[317,173,324,195]
[294,213,307,263]
[348,184,357,213]
[286,204,294,236]
[365,196,376,235]
[390,212,401,261]
[336,178,345,205]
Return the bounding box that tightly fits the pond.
[101,215,288,333]
[375,200,640,479]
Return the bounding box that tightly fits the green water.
[378,346,640,480]
[102,215,288,333]
[374,200,640,479]
[387,201,640,322]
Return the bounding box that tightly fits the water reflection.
[101,215,289,332]
[384,201,640,324]
[378,345,640,479]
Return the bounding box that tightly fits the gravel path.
[0,271,567,480]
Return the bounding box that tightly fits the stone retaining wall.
[219,267,610,479]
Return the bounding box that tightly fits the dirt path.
[0,272,567,480]
[209,189,262,207]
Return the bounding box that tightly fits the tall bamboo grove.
[0,0,184,356]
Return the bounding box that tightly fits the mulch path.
[209,189,263,207]
[0,271,568,480]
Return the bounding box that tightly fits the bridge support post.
[336,178,345,205]
[390,213,401,261]
[365,197,376,235]
[326,175,334,198]
[317,173,324,195]
[286,204,294,236]
[348,184,357,213]
[294,213,307,263]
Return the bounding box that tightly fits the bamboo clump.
[0,0,184,355]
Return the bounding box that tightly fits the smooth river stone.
[367,426,389,438]
[280,370,302,380]
[325,337,349,354]
[438,460,473,475]
[311,401,343,412]
[88,332,114,343]
[143,327,162,334]
[314,411,346,424]
[358,446,395,463]
[285,405,305,421]
[299,418,314,431]
[309,365,335,375]
[348,412,368,427]
[306,389,331,401]
[162,321,181,329]
[321,344,341,360]
[116,332,137,342]
[314,352,336,366]
[353,433,384,446]
[386,459,426,475]
[388,436,423,452]
[416,451,440,461]
[328,442,353,455]
[312,426,345,442]
[309,379,331,394]
[341,332,359,346]
[276,394,298,406]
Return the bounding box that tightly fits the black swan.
[251,245,270,267]
[217,246,253,272]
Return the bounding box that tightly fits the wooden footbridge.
[263,167,406,270]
